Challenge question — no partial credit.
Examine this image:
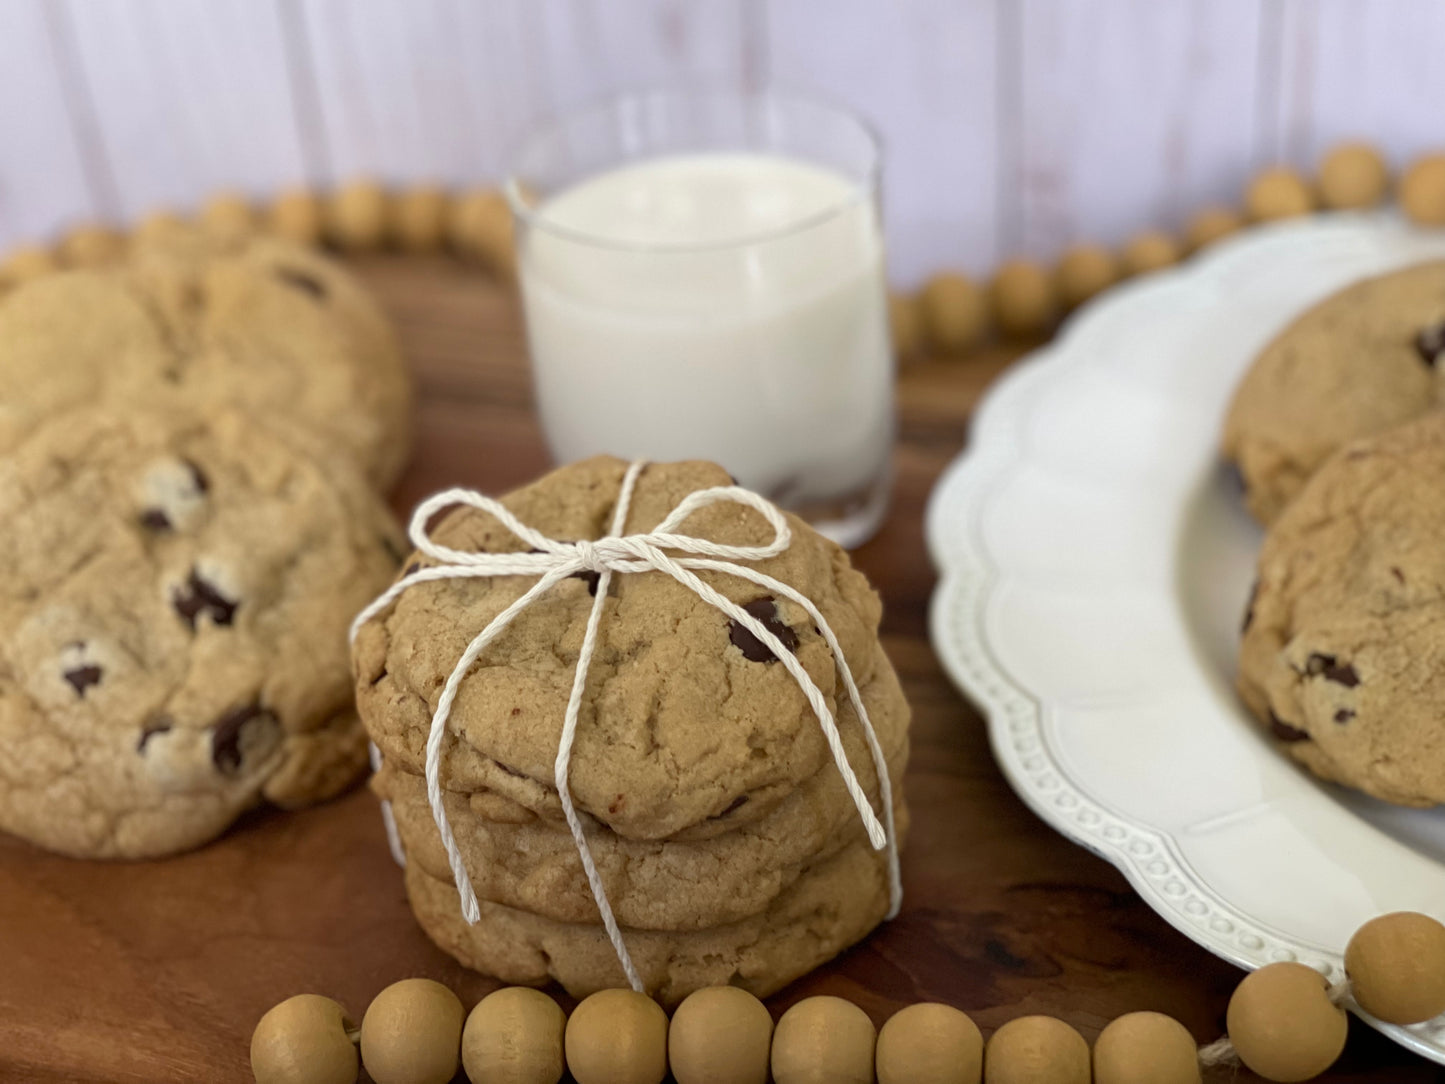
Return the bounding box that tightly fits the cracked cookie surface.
[0,230,412,489]
[0,404,404,857]
[1238,413,1445,806]
[1222,261,1445,524]
[353,457,888,841]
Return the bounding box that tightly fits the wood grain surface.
[0,256,1436,1083]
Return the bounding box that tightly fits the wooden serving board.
[0,256,1430,1083]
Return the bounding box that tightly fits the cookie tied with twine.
[350,458,902,994]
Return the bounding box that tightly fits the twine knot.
[350,461,901,992]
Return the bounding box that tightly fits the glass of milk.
[506,89,893,548]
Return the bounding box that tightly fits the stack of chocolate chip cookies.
[353,457,910,1004]
[0,226,411,859]
[1225,261,1445,806]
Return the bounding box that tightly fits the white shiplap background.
[4,0,1445,286]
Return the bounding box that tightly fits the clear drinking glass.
[506,89,894,548]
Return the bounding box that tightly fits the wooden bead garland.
[268,188,326,245]
[1399,154,1445,226]
[1183,206,1244,252]
[251,994,359,1084]
[326,178,390,251]
[359,978,464,1084]
[990,259,1056,338]
[1093,1011,1200,1084]
[920,272,989,353]
[984,1015,1090,1084]
[1246,165,1315,221]
[1318,143,1390,209]
[1055,243,1119,311]
[1120,230,1181,277]
[669,986,773,1084]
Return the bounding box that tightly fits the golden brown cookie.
[373,642,909,929]
[403,818,905,1006]
[353,457,889,841]
[0,232,414,490]
[1222,261,1445,523]
[0,405,403,858]
[1238,413,1445,806]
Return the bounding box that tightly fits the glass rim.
[503,86,882,255]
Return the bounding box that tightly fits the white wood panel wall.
[5,0,1445,286]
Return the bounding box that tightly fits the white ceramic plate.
[925,212,1445,1063]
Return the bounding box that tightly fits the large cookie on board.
[0,405,403,858]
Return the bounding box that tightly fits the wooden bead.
[565,989,669,1084]
[1318,143,1389,210]
[449,188,516,279]
[1184,207,1243,252]
[990,260,1057,339]
[1400,155,1445,227]
[326,179,390,251]
[462,987,566,1084]
[1092,1012,1199,1084]
[772,996,876,1084]
[1120,230,1181,278]
[201,191,255,242]
[134,211,191,248]
[876,1002,982,1084]
[984,1016,1090,1084]
[888,292,924,362]
[251,994,359,1084]
[1345,911,1445,1025]
[1055,244,1118,310]
[58,224,124,268]
[360,978,463,1084]
[392,186,451,253]
[669,986,772,1084]
[1226,963,1346,1082]
[1246,167,1315,222]
[920,272,988,353]
[268,188,325,246]
[0,244,59,285]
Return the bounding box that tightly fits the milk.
[516,152,894,543]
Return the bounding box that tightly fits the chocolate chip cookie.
[0,233,413,490]
[0,404,404,857]
[403,821,906,1006]
[1238,412,1445,806]
[353,456,888,841]
[372,641,909,929]
[1222,261,1445,523]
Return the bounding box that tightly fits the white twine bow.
[350,460,901,991]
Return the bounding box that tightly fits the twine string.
[1197,972,1353,1069]
[350,460,901,990]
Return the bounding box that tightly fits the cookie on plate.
[1221,261,1445,524]
[1238,413,1445,806]
[0,234,413,490]
[354,456,887,841]
[0,405,404,858]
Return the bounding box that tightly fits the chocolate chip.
[172,569,238,629]
[1415,321,1445,367]
[1242,580,1259,633]
[570,569,601,596]
[404,561,420,576]
[1391,566,1406,585]
[211,702,276,775]
[728,597,799,663]
[608,794,626,815]
[63,663,102,696]
[1269,710,1310,743]
[1305,652,1360,687]
[139,508,172,531]
[714,794,749,819]
[1334,708,1356,724]
[183,459,209,494]
[276,267,327,300]
[137,716,172,753]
